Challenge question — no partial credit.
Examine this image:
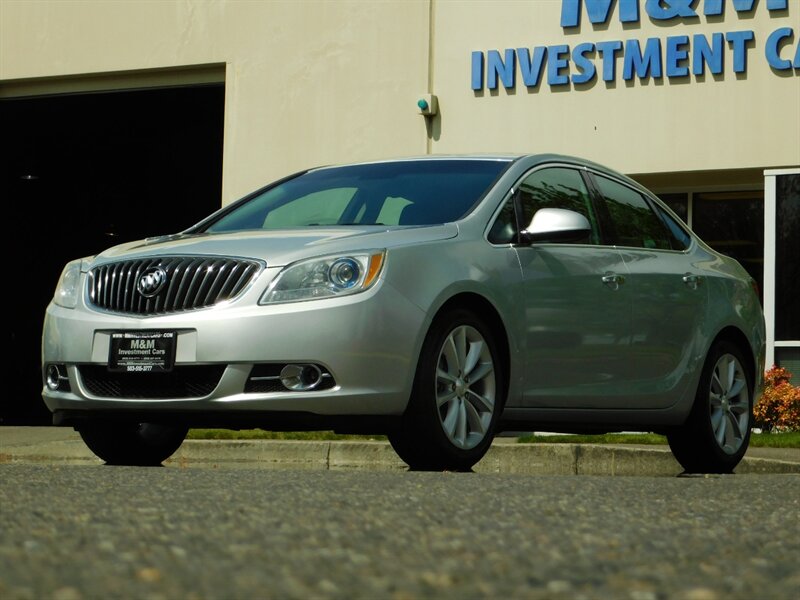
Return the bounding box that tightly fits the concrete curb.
[159,439,800,475]
[2,430,798,475]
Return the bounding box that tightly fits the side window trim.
[585,169,687,253]
[644,194,694,252]
[510,163,599,246]
[485,187,521,245]
[581,170,615,247]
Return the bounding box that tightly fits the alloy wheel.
[435,325,496,450]
[708,353,749,455]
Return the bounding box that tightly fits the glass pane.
[593,176,671,249]
[263,188,357,227]
[517,167,598,244]
[653,203,691,251]
[775,174,799,340]
[658,193,689,224]
[692,191,764,294]
[376,196,412,225]
[487,199,518,244]
[775,347,800,374]
[206,159,510,231]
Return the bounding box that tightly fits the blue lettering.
[795,39,800,68]
[623,38,663,80]
[517,47,548,88]
[471,51,484,91]
[561,0,639,28]
[692,33,724,75]
[596,40,624,81]
[666,35,691,77]
[704,0,786,15]
[765,27,795,70]
[726,30,754,73]
[703,0,755,16]
[572,43,596,84]
[487,49,515,90]
[548,45,571,86]
[646,0,697,21]
[767,0,789,10]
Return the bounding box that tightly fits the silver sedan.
[42,155,765,472]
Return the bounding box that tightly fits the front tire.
[389,309,505,471]
[668,341,753,474]
[79,422,188,466]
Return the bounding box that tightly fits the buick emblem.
[137,266,168,298]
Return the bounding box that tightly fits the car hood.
[93,225,459,267]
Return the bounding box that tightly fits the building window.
[774,174,799,342]
[692,191,764,292]
[658,190,764,294]
[765,169,799,372]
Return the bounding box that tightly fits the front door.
[518,244,632,408]
[509,166,633,408]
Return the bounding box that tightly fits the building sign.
[471,0,799,91]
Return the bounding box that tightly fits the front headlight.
[261,251,385,304]
[53,258,92,309]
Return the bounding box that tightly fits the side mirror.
[519,208,592,245]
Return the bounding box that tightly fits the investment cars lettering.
[470,0,798,91]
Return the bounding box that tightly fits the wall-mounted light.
[417,94,438,116]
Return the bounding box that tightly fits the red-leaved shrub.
[754,366,800,432]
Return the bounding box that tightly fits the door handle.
[602,273,624,290]
[682,274,702,289]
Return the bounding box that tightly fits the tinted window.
[204,160,510,232]
[593,176,672,249]
[775,174,799,339]
[658,193,688,224]
[487,199,518,244]
[262,188,357,227]
[516,167,599,244]
[652,202,692,251]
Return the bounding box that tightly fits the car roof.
[308,153,627,176]
[304,153,647,198]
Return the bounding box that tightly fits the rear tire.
[668,341,753,474]
[79,422,188,466]
[389,309,505,471]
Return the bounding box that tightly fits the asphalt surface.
[1,428,798,599]
[1,465,798,599]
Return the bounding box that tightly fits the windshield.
[202,159,511,232]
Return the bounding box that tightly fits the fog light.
[46,364,66,391]
[280,364,323,391]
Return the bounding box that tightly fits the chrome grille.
[88,256,262,315]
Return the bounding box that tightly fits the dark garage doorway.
[1,83,225,424]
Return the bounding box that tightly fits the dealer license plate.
[109,331,177,373]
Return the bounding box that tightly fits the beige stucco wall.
[0,0,431,203]
[1,0,798,200]
[431,0,800,176]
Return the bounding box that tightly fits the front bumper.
[42,278,426,420]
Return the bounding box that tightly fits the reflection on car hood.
[94,225,459,267]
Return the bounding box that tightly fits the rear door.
[588,173,709,409]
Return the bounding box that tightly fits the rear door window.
[652,202,692,251]
[592,175,672,250]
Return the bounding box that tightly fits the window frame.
[583,169,693,254]
[485,163,603,247]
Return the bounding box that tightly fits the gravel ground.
[1,465,798,599]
